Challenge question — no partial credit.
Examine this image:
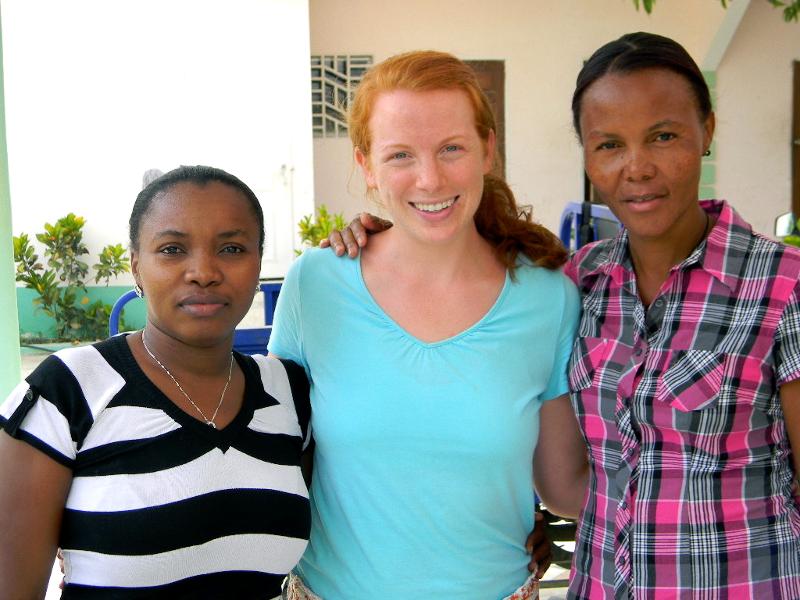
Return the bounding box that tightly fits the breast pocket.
[654,349,723,412]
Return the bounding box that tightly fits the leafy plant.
[13,213,131,341]
[633,0,799,22]
[296,204,347,255]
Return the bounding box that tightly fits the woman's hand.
[780,379,800,497]
[525,511,552,578]
[320,212,393,257]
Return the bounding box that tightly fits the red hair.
[348,50,567,273]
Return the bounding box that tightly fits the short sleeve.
[0,356,82,467]
[268,253,307,370]
[775,278,800,385]
[563,252,580,286]
[279,358,312,449]
[541,274,581,401]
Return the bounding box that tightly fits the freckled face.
[579,68,714,244]
[131,181,262,347]
[355,88,495,246]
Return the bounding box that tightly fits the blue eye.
[443,144,460,153]
[391,151,409,160]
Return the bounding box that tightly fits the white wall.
[716,0,800,235]
[309,0,727,232]
[3,0,314,281]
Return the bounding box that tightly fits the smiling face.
[355,88,495,246]
[579,68,714,245]
[131,181,262,347]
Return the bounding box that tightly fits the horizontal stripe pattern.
[62,572,285,600]
[57,344,127,421]
[1,334,310,597]
[62,489,310,554]
[80,405,182,451]
[65,534,305,586]
[66,447,308,511]
[0,377,78,462]
[251,403,303,437]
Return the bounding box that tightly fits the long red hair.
[348,50,567,273]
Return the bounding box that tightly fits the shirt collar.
[580,200,748,293]
[700,199,751,291]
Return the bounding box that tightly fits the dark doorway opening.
[792,61,799,216]
[465,60,505,177]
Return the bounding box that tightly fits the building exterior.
[2,0,799,394]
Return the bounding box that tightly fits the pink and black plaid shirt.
[564,200,800,599]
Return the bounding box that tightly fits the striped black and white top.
[0,334,311,599]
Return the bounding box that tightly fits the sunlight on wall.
[2,0,313,280]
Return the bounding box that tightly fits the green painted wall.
[0,8,23,397]
[17,285,146,340]
[700,70,717,200]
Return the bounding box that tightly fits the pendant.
[206,421,217,429]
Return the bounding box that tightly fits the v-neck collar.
[108,334,268,451]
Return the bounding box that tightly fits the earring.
[255,284,261,294]
[703,149,711,157]
[134,284,144,298]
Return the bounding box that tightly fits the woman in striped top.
[0,166,311,598]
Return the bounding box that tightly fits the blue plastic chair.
[108,281,282,355]
[558,201,621,251]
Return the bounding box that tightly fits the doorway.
[792,61,799,216]
[465,60,505,176]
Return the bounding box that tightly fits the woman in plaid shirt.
[325,32,800,599]
[563,32,800,598]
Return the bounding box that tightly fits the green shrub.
[13,213,130,341]
[296,205,347,255]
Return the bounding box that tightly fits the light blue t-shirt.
[268,248,579,599]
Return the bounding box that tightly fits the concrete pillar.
[0,5,23,399]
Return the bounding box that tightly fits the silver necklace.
[141,330,233,429]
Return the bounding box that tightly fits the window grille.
[311,54,373,137]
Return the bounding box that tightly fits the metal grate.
[311,54,373,138]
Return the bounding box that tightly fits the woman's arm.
[534,394,588,518]
[0,431,72,597]
[780,378,800,485]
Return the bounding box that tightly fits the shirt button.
[634,347,643,357]
[620,501,628,509]
[653,298,664,308]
